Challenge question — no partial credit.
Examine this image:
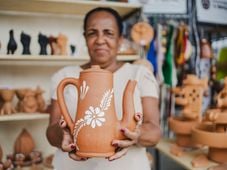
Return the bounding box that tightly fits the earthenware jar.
[57,65,137,157]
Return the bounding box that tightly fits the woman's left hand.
[108,112,142,161]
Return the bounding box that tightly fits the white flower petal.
[96,119,102,127]
[86,118,92,125]
[84,114,91,120]
[97,111,104,117]
[98,118,106,123]
[91,120,96,128]
[95,107,100,114]
[85,110,92,115]
[89,106,94,113]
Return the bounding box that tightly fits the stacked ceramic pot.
[192,77,227,163]
[168,74,208,147]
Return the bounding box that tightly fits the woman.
[46,7,161,170]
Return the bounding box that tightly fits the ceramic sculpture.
[7,30,17,54]
[38,33,49,55]
[0,89,16,115]
[20,32,31,55]
[192,77,227,163]
[168,74,208,147]
[57,65,137,157]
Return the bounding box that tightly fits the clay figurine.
[7,30,17,54]
[57,65,137,157]
[49,36,59,55]
[168,74,208,147]
[21,89,38,113]
[15,88,28,112]
[192,77,227,163]
[38,33,49,55]
[70,44,76,56]
[35,86,46,112]
[0,89,17,115]
[20,32,31,55]
[57,33,68,55]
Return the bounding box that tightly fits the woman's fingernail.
[112,143,118,147]
[70,144,75,149]
[109,158,115,161]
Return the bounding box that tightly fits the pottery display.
[57,33,68,55]
[0,89,17,115]
[21,89,38,113]
[35,86,46,113]
[57,65,137,157]
[20,32,31,55]
[168,74,208,147]
[38,33,49,55]
[49,36,58,55]
[15,88,28,112]
[7,29,17,54]
[192,77,227,163]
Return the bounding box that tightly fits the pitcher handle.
[57,78,79,133]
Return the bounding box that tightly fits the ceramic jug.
[57,65,137,157]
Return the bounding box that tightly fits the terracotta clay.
[168,74,208,147]
[15,88,28,112]
[14,129,35,156]
[21,89,38,113]
[0,89,17,115]
[35,86,46,112]
[192,77,227,163]
[57,65,137,157]
[57,33,68,55]
[191,154,209,168]
[169,143,184,157]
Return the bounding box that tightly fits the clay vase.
[38,33,49,55]
[49,36,58,55]
[14,129,35,156]
[7,29,17,54]
[15,88,28,112]
[20,32,31,55]
[0,89,16,115]
[57,65,137,157]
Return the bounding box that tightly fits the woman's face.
[84,11,122,65]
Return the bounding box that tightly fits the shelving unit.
[0,54,139,66]
[0,0,141,167]
[0,113,49,122]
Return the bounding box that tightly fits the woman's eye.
[86,32,96,37]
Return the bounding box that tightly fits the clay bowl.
[168,117,199,147]
[192,123,227,163]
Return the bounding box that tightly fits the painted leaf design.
[73,118,86,150]
[100,89,113,111]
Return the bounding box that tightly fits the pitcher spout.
[121,80,137,131]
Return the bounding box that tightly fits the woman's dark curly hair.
[83,7,123,37]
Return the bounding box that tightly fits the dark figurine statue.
[38,33,49,55]
[70,44,76,56]
[7,29,17,54]
[20,32,31,55]
[48,36,58,55]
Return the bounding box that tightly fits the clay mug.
[57,65,137,157]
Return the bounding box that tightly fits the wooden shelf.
[0,0,141,18]
[0,54,139,66]
[156,138,218,170]
[0,112,49,122]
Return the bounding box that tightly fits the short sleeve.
[137,66,159,98]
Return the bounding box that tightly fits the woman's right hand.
[59,118,88,161]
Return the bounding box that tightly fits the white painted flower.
[80,80,89,100]
[84,106,105,128]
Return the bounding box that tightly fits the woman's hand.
[108,113,142,161]
[59,117,88,161]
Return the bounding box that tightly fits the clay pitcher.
[57,65,137,157]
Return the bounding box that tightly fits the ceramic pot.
[168,117,198,147]
[0,89,16,115]
[57,65,137,157]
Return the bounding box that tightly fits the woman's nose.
[95,34,105,44]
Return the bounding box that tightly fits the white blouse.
[50,62,159,170]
